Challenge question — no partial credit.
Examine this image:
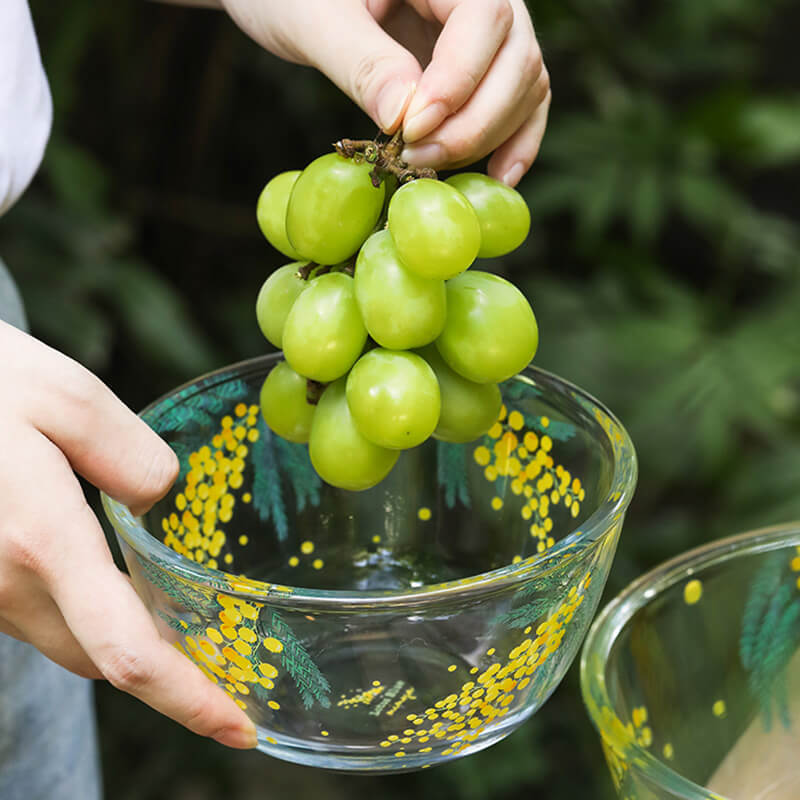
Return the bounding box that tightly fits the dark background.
[3,0,799,796]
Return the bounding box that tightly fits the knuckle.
[492,0,514,33]
[183,698,217,736]
[60,360,105,411]
[100,645,155,693]
[2,530,47,577]
[536,67,552,103]
[521,46,545,87]
[351,51,417,110]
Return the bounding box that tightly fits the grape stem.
[306,379,325,405]
[296,260,355,282]
[334,130,436,188]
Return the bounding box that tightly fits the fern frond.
[492,598,552,628]
[437,441,471,510]
[156,609,206,636]
[251,419,289,542]
[273,436,322,513]
[134,553,218,615]
[741,553,786,669]
[262,610,331,709]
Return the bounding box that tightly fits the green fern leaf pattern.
[437,441,471,510]
[493,598,553,628]
[156,609,207,637]
[273,435,322,512]
[144,379,250,479]
[261,610,331,709]
[516,570,572,600]
[251,419,289,542]
[741,553,786,669]
[250,681,274,704]
[135,553,218,616]
[740,552,800,729]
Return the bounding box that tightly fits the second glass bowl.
[581,523,800,799]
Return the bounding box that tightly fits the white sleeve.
[0,0,53,217]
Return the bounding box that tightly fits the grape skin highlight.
[387,178,481,280]
[286,153,385,265]
[346,348,441,450]
[446,172,531,258]
[282,272,367,383]
[256,170,303,260]
[436,271,539,384]
[259,361,316,443]
[255,262,308,349]
[354,230,446,350]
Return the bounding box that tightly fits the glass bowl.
[581,523,800,799]
[102,353,636,772]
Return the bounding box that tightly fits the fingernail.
[403,101,448,143]
[213,723,258,750]
[377,80,413,132]
[501,162,525,187]
[401,142,445,167]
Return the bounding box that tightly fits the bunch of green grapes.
[254,139,537,491]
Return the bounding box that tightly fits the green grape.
[286,153,385,264]
[255,262,308,348]
[418,345,501,443]
[446,173,530,258]
[309,379,400,491]
[259,361,316,443]
[387,178,481,279]
[282,272,367,382]
[256,171,303,260]
[436,271,538,383]
[346,349,440,449]
[354,230,446,349]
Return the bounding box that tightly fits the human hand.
[220,0,550,186]
[0,321,257,749]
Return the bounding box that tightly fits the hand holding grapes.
[220,0,550,186]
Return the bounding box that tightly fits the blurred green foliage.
[1,0,798,797]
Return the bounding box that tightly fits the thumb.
[299,2,422,132]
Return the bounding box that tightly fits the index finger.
[35,445,257,749]
[402,0,514,142]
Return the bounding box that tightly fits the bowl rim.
[102,354,637,609]
[579,521,800,800]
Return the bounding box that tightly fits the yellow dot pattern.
[683,579,703,605]
[160,404,260,569]
[475,405,583,557]
[712,700,727,718]
[173,592,285,711]
[598,702,656,788]
[377,573,592,757]
[286,540,324,570]
[791,547,800,590]
[417,507,432,521]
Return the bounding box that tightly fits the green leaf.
[108,260,221,375]
[738,97,800,166]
